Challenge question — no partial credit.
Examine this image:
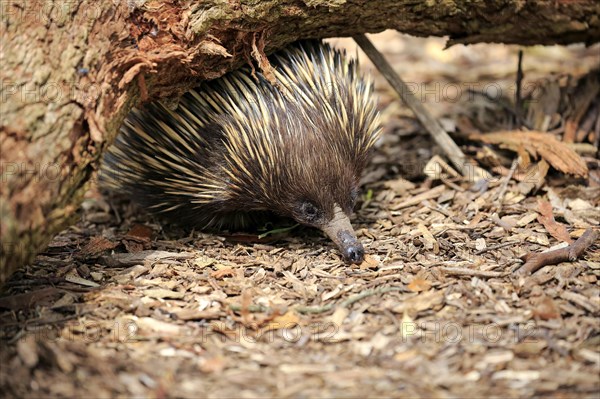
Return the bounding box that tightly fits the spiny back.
[101,40,381,231]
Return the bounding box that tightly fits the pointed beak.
[320,205,365,264]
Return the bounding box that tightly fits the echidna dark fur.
[101,41,382,264]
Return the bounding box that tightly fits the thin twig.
[475,240,520,255]
[516,228,598,275]
[391,185,446,210]
[594,106,600,157]
[422,201,452,218]
[353,34,486,181]
[495,158,519,204]
[228,304,271,313]
[229,286,406,315]
[440,177,466,192]
[515,49,524,127]
[439,266,508,278]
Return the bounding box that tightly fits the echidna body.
[101,41,381,263]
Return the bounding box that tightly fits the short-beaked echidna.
[101,41,381,264]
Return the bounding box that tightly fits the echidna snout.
[321,206,365,264]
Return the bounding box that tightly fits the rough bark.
[1,0,599,283]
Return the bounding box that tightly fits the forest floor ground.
[1,32,599,398]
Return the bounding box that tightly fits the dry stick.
[439,267,507,278]
[228,304,270,313]
[440,177,465,192]
[353,34,487,182]
[495,158,519,203]
[515,50,524,127]
[229,286,405,315]
[475,240,520,255]
[516,228,598,275]
[595,108,600,158]
[391,184,445,210]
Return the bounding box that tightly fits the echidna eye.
[300,201,320,223]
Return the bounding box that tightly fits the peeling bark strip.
[1,0,599,283]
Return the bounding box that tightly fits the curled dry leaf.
[537,199,572,243]
[470,131,588,177]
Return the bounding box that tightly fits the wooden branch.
[516,228,599,275]
[353,34,487,181]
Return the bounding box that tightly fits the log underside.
[1,0,599,282]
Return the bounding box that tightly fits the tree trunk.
[1,0,598,283]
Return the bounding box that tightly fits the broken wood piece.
[516,228,598,275]
[424,155,461,181]
[391,185,446,210]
